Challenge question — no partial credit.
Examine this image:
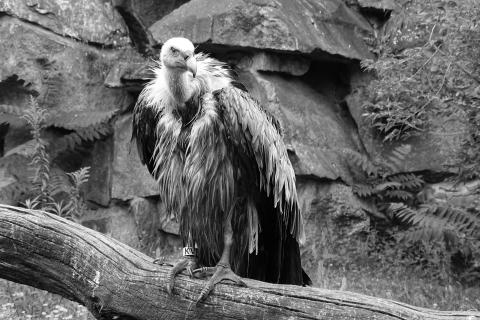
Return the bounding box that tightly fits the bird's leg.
[154,233,198,295]
[165,255,198,294]
[193,214,246,302]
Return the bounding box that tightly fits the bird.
[132,37,311,302]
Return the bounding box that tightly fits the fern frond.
[385,190,414,201]
[345,149,380,177]
[384,144,411,172]
[374,181,403,192]
[53,123,112,155]
[47,110,117,130]
[0,104,25,116]
[66,166,90,189]
[44,200,70,216]
[419,205,480,237]
[23,196,42,210]
[389,203,480,239]
[388,173,424,189]
[48,171,70,196]
[353,184,375,198]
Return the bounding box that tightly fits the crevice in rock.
[112,1,154,55]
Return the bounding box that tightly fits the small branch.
[0,204,479,320]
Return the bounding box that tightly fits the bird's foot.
[193,263,246,302]
[160,256,198,294]
[152,256,173,266]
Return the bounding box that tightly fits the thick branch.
[0,204,478,320]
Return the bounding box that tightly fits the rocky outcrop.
[297,180,370,286]
[239,70,362,181]
[111,114,158,201]
[150,0,373,61]
[0,0,129,46]
[0,16,134,114]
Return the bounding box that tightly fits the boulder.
[0,166,22,205]
[111,114,158,200]
[297,180,370,286]
[129,196,181,258]
[80,204,141,249]
[83,137,113,207]
[150,0,373,61]
[239,70,362,181]
[0,0,129,46]
[0,17,133,115]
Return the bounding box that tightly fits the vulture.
[132,37,311,301]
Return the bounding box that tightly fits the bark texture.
[0,204,478,320]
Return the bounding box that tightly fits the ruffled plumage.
[132,52,309,285]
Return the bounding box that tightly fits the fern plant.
[345,145,424,207]
[389,203,480,242]
[347,146,480,282]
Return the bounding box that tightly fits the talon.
[192,266,216,278]
[196,264,246,302]
[166,257,198,294]
[153,257,173,266]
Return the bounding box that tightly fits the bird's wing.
[215,86,304,242]
[131,98,160,177]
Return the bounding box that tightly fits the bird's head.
[160,37,197,78]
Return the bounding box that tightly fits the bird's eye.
[170,47,179,55]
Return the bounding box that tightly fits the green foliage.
[1,97,94,220]
[389,203,480,241]
[345,145,424,205]
[346,145,480,283]
[22,97,52,206]
[52,123,112,156]
[362,0,480,144]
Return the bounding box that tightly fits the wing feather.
[131,99,160,177]
[215,86,304,242]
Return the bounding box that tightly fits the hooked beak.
[186,56,197,78]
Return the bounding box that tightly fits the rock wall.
[0,0,474,287]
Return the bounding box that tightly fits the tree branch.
[0,204,478,320]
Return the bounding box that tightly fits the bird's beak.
[186,56,197,78]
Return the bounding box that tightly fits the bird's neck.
[165,68,195,105]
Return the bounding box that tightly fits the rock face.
[150,0,373,60]
[111,114,158,201]
[0,0,129,45]
[0,17,133,114]
[297,180,370,286]
[240,70,362,181]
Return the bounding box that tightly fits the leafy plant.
[362,0,480,145]
[22,97,52,206]
[1,97,95,220]
[345,145,424,207]
[346,145,480,282]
